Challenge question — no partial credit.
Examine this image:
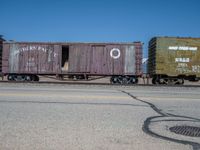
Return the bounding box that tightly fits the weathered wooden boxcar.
[2,42,142,84]
[148,37,200,84]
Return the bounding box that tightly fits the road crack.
[121,90,200,150]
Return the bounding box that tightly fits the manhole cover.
[169,126,200,137]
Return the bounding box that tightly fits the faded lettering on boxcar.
[176,63,190,73]
[169,46,198,51]
[192,65,200,73]
[175,58,190,62]
[176,63,200,73]
[26,57,36,67]
[13,45,58,58]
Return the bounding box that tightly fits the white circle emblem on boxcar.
[110,48,121,59]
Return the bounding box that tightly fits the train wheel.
[111,76,138,85]
[13,75,26,81]
[71,75,86,80]
[34,75,39,81]
[152,78,156,84]
[130,77,138,84]
[110,76,123,84]
[121,77,128,84]
[25,75,32,81]
[76,75,83,80]
[152,77,160,85]
[135,78,138,84]
[159,78,168,85]
[179,79,184,85]
[31,75,39,81]
[7,74,14,81]
[110,76,119,84]
[20,75,26,81]
[175,78,184,85]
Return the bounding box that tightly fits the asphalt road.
[0,83,199,150]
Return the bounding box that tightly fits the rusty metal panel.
[90,45,113,75]
[134,42,143,75]
[53,45,61,73]
[105,45,124,75]
[68,43,142,75]
[9,43,19,73]
[124,45,135,75]
[113,45,124,75]
[0,42,2,73]
[149,37,200,77]
[17,44,38,73]
[124,43,143,76]
[0,37,6,73]
[2,43,10,73]
[37,44,55,73]
[68,44,91,73]
[4,42,61,74]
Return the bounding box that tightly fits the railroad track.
[0,80,200,87]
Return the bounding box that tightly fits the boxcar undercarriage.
[152,74,199,85]
[7,74,39,81]
[5,73,139,85]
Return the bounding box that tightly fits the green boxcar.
[148,37,200,84]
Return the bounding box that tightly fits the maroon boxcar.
[2,42,142,84]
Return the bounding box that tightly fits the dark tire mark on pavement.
[121,90,200,150]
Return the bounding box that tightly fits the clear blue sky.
[1,0,200,57]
